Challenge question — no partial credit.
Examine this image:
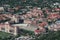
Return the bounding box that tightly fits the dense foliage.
[34,31,60,40]
[15,29,60,40]
[0,0,60,7]
[0,30,60,40]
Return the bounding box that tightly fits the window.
[19,19,24,23]
[9,29,14,34]
[1,27,5,32]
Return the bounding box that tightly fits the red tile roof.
[38,22,47,27]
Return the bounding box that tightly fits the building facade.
[0,22,17,35]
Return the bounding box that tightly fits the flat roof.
[12,24,28,27]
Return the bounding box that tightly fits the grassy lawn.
[0,31,11,37]
[0,31,10,37]
[0,31,14,40]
